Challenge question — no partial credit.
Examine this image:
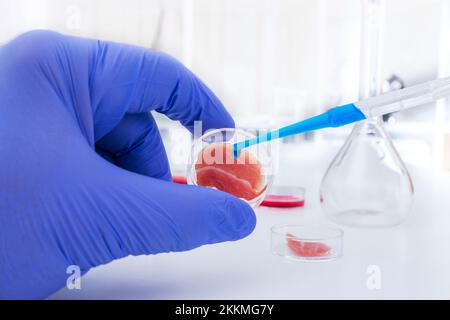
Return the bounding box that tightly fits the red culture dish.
[261,194,305,208]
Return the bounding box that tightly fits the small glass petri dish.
[271,225,343,262]
[261,186,306,208]
[187,128,274,208]
[172,175,187,184]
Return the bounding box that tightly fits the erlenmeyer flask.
[320,117,414,227]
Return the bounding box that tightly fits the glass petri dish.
[187,128,274,208]
[261,186,305,208]
[271,225,343,262]
[172,175,187,184]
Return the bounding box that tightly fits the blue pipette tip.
[231,103,365,156]
[233,143,240,158]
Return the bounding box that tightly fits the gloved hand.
[0,30,256,299]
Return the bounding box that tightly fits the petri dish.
[172,175,187,184]
[271,225,343,262]
[187,128,274,208]
[261,186,305,208]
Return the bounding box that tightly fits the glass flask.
[320,117,414,227]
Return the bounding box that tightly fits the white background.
[1,0,449,169]
[51,143,450,299]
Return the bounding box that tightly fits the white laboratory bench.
[50,141,450,299]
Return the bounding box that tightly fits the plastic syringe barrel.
[232,77,450,156]
[355,77,450,118]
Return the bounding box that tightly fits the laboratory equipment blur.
[3,1,449,171]
[321,0,414,228]
[187,128,274,208]
[233,73,450,156]
[271,225,343,262]
[233,77,450,156]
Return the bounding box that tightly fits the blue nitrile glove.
[0,30,256,299]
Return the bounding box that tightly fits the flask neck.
[365,116,383,125]
[351,116,386,136]
[355,116,384,128]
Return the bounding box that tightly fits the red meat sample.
[286,233,331,257]
[195,143,266,200]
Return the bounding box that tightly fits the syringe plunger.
[356,77,450,118]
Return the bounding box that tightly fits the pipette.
[233,76,450,157]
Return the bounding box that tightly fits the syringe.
[233,77,450,157]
